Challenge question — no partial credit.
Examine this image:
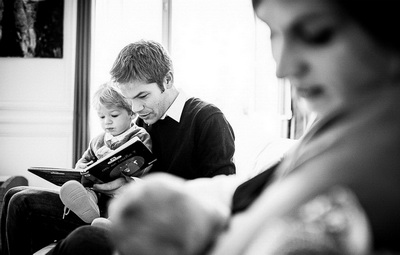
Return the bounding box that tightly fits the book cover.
[28,167,82,186]
[28,138,157,186]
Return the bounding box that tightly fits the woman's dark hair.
[252,0,400,52]
[336,0,400,52]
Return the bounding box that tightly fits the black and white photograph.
[1,1,399,255]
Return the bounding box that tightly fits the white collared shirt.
[161,89,189,123]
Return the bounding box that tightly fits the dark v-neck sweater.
[137,97,235,180]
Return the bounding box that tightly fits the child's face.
[96,104,133,136]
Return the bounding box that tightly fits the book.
[28,137,157,186]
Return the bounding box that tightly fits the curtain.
[72,0,91,165]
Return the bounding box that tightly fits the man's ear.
[164,71,174,89]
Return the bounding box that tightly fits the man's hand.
[92,177,130,196]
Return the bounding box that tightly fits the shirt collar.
[104,124,136,144]
[162,89,188,123]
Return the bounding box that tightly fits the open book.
[28,137,157,186]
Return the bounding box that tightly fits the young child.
[60,82,152,224]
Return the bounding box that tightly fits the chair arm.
[0,175,29,216]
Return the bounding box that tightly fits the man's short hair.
[110,40,173,91]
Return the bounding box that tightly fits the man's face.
[118,81,170,125]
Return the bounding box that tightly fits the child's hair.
[92,82,133,115]
[110,40,173,91]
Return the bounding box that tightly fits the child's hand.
[96,146,114,159]
[75,160,94,170]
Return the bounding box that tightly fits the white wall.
[0,0,77,189]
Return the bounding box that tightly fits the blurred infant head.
[108,173,228,255]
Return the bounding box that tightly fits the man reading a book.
[0,40,236,255]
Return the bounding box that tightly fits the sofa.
[0,175,29,254]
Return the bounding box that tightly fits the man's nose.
[132,101,144,112]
